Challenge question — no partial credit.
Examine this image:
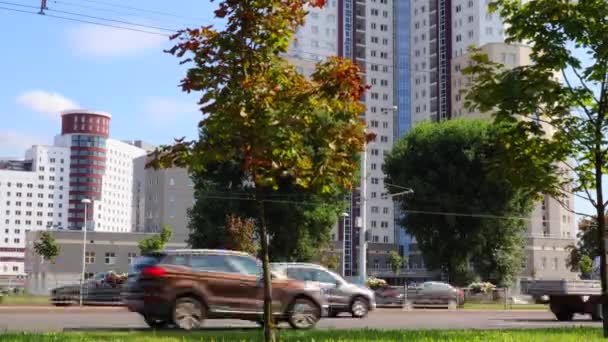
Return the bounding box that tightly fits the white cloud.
[16,90,79,120]
[66,23,167,57]
[142,97,201,125]
[0,130,49,158]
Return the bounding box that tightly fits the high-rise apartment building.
[0,110,147,276]
[287,0,399,278]
[409,1,577,280]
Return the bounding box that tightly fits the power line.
[193,191,567,224]
[77,0,211,22]
[0,0,36,9]
[0,5,168,36]
[46,7,177,32]
[50,0,211,28]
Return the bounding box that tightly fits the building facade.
[409,1,577,280]
[286,0,400,278]
[0,110,148,276]
[25,230,187,295]
[140,165,194,244]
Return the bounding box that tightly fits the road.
[0,307,601,332]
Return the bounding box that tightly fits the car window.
[190,254,235,273]
[423,282,433,289]
[287,268,316,281]
[226,255,260,276]
[315,270,338,284]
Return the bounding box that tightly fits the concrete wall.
[25,230,187,295]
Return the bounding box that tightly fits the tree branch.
[553,195,594,218]
[562,68,596,123]
[570,66,601,104]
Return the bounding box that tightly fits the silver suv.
[271,263,375,318]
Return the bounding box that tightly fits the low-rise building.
[24,230,186,295]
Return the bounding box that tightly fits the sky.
[0,0,221,158]
[0,0,600,218]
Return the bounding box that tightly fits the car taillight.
[142,266,167,278]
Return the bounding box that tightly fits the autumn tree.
[464,0,608,333]
[150,1,367,339]
[138,225,172,255]
[225,214,257,255]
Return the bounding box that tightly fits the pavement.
[0,307,602,332]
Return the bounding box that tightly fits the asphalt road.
[0,307,601,332]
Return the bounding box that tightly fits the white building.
[0,110,147,276]
[286,0,398,277]
[410,1,577,280]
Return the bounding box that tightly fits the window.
[190,255,232,273]
[226,256,260,276]
[383,207,389,214]
[373,235,379,242]
[383,236,389,243]
[371,220,377,228]
[381,221,389,228]
[371,206,379,213]
[105,252,116,265]
[86,251,95,264]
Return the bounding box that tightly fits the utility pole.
[38,0,47,14]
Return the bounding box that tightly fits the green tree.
[567,216,603,271]
[463,0,608,333]
[34,231,60,263]
[384,119,534,286]
[580,255,594,280]
[187,162,346,262]
[150,1,367,339]
[139,225,172,255]
[34,231,61,287]
[388,251,404,275]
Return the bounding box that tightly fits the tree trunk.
[594,150,608,337]
[257,200,275,342]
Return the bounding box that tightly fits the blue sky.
[0,1,599,217]
[0,0,220,158]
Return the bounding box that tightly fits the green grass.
[463,303,549,310]
[0,328,602,342]
[0,295,50,306]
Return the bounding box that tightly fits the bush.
[468,281,496,294]
[366,277,387,290]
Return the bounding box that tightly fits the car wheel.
[554,310,574,321]
[144,315,171,329]
[287,297,321,329]
[172,297,205,331]
[350,297,369,318]
[592,304,603,321]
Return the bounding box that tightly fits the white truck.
[525,257,602,321]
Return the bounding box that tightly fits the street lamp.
[340,212,349,277]
[359,106,399,283]
[80,198,91,307]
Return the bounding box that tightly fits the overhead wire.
[50,0,212,27]
[0,1,169,36]
[191,191,568,224]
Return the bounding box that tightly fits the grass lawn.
[0,295,50,306]
[463,303,549,310]
[0,328,602,342]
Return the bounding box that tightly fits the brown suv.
[123,249,325,330]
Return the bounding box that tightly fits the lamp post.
[359,106,399,283]
[80,198,91,307]
[340,212,349,277]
